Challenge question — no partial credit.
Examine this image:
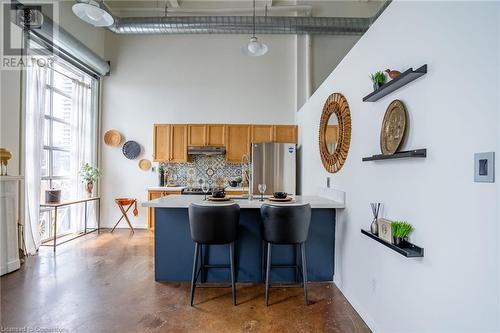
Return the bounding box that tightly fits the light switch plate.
[474,152,495,183]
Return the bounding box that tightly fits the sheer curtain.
[24,61,47,255]
[70,80,95,233]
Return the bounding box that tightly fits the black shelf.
[361,230,424,258]
[363,65,427,102]
[362,149,427,162]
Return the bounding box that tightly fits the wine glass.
[201,181,210,200]
[258,183,266,201]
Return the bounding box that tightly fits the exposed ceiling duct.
[106,1,391,35]
[108,16,370,35]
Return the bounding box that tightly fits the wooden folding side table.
[111,198,138,233]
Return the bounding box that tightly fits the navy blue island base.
[154,207,336,282]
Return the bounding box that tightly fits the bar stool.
[111,198,138,233]
[260,203,311,306]
[188,203,240,306]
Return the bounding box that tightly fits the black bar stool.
[188,203,240,306]
[260,203,311,306]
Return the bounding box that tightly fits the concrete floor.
[1,229,370,333]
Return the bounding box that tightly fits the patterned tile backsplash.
[162,155,249,188]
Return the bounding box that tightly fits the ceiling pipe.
[108,16,371,35]
[105,0,391,35]
[111,5,313,16]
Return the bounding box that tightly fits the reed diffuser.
[370,203,381,235]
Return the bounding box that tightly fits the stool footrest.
[271,264,301,269]
[203,264,230,269]
[270,282,305,288]
[196,282,233,288]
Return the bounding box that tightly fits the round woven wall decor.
[319,93,352,173]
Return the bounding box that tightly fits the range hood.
[187,146,226,156]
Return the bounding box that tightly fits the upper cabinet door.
[251,125,274,143]
[273,125,298,144]
[188,124,207,146]
[225,125,250,163]
[153,124,171,162]
[170,124,188,162]
[206,124,225,146]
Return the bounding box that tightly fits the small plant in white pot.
[79,163,101,196]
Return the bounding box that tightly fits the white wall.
[101,33,297,228]
[297,1,500,332]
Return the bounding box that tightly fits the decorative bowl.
[273,192,288,199]
[212,190,226,198]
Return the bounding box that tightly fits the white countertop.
[142,195,344,209]
[225,187,249,192]
[148,186,185,191]
[147,186,248,192]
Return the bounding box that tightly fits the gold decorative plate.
[138,159,152,171]
[380,100,407,155]
[104,129,122,147]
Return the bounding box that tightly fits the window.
[38,59,98,242]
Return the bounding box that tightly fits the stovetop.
[181,188,213,195]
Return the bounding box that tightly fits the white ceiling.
[104,0,385,18]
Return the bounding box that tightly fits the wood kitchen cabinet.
[251,125,274,143]
[154,123,297,163]
[325,125,338,144]
[273,125,298,143]
[153,124,188,163]
[188,124,225,146]
[225,125,251,163]
[206,124,225,146]
[170,125,188,162]
[188,124,206,146]
[147,189,182,230]
[153,124,171,162]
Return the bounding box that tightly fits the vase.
[370,218,378,235]
[159,173,165,187]
[86,182,94,196]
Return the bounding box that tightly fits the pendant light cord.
[252,0,256,38]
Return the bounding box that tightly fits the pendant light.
[72,0,114,27]
[242,0,268,56]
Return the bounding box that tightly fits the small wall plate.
[474,152,495,183]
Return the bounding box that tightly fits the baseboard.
[1,259,21,276]
[333,281,379,333]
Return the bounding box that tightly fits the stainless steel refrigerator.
[251,143,296,196]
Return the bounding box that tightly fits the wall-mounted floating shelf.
[362,149,427,162]
[361,230,424,258]
[363,65,427,102]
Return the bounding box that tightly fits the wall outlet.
[326,177,331,188]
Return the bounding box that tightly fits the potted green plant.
[79,163,101,196]
[228,177,242,187]
[158,163,166,187]
[370,71,386,90]
[391,221,414,245]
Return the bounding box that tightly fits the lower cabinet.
[147,190,182,230]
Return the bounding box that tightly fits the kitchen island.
[143,195,344,282]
